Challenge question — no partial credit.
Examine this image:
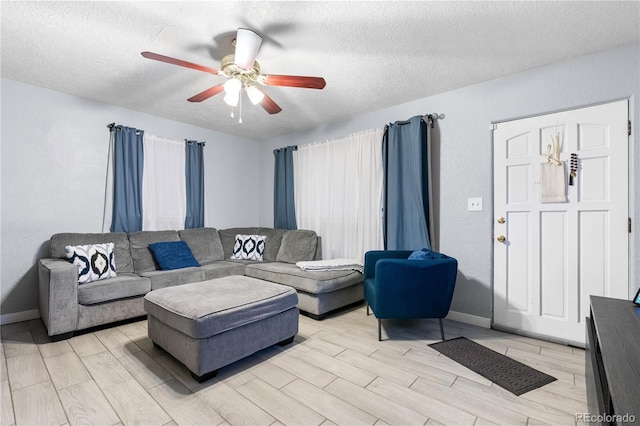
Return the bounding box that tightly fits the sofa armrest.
[38,258,79,336]
[363,250,412,280]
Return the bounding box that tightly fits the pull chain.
[238,90,243,124]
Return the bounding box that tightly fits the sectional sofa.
[38,227,364,339]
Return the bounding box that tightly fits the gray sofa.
[38,227,364,339]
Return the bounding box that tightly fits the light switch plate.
[468,197,483,211]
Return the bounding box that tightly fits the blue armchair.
[364,250,458,341]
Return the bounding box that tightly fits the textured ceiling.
[2,1,639,140]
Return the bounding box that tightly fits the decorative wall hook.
[541,133,563,165]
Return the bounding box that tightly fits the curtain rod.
[273,145,298,154]
[107,122,139,134]
[107,122,129,132]
[424,113,440,128]
[107,123,206,145]
[392,113,440,128]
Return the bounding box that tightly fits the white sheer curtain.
[294,128,384,262]
[142,133,186,230]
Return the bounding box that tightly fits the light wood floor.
[1,305,587,426]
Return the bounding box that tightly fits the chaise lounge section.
[38,226,363,339]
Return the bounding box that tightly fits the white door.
[493,100,629,346]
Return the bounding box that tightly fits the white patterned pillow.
[65,243,117,284]
[230,234,266,261]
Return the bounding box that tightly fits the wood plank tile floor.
[0,306,587,426]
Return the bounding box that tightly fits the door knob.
[496,235,506,243]
[497,217,505,224]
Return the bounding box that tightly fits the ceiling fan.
[141,28,326,118]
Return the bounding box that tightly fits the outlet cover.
[468,197,483,211]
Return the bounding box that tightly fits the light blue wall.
[2,42,638,321]
[258,42,640,321]
[1,79,259,317]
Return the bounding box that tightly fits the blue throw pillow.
[148,241,200,270]
[408,249,432,261]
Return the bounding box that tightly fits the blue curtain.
[383,115,431,250]
[185,141,205,228]
[111,126,144,232]
[273,146,297,229]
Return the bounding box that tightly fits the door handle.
[496,235,506,243]
[497,217,505,224]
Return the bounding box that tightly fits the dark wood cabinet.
[585,296,640,425]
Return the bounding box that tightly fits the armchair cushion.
[408,249,432,261]
[364,249,457,320]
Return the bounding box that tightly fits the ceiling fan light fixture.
[234,28,262,70]
[223,78,241,94]
[223,91,239,107]
[223,78,241,106]
[246,86,265,105]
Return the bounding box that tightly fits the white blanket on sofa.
[296,258,364,274]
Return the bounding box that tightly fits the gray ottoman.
[144,275,299,382]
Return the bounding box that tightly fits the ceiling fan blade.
[258,90,282,114]
[141,51,219,75]
[234,28,262,70]
[187,85,225,102]
[261,74,326,89]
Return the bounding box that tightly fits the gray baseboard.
[0,309,40,325]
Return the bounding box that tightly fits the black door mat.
[428,337,557,395]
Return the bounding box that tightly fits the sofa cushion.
[78,273,151,305]
[149,241,200,270]
[219,227,259,259]
[178,228,224,263]
[245,262,363,294]
[129,230,180,273]
[65,243,117,284]
[50,232,134,273]
[200,260,247,280]
[276,230,318,263]
[138,267,204,290]
[255,228,286,262]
